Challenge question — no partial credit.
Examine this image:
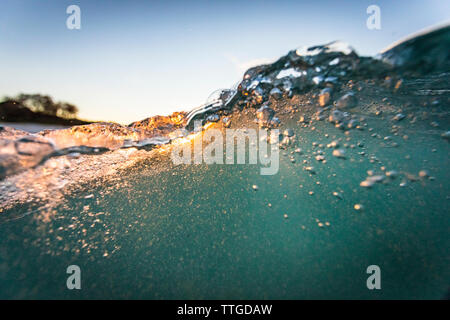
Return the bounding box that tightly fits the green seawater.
[0,117,449,299]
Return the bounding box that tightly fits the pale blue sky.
[0,0,449,124]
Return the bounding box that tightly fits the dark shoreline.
[0,116,92,126]
[0,100,93,128]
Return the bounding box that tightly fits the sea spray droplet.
[206,114,220,122]
[327,140,339,148]
[360,175,385,188]
[315,155,325,162]
[335,91,357,109]
[256,105,276,128]
[332,191,343,199]
[419,170,429,178]
[386,170,399,179]
[222,117,232,128]
[283,128,295,137]
[392,113,406,121]
[332,149,346,159]
[318,88,332,107]
[270,88,283,100]
[304,166,316,174]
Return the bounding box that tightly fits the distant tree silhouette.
[3,94,79,118]
[57,102,79,118]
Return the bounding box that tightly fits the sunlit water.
[1,115,449,299]
[0,26,449,299]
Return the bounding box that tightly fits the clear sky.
[1,0,449,124]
